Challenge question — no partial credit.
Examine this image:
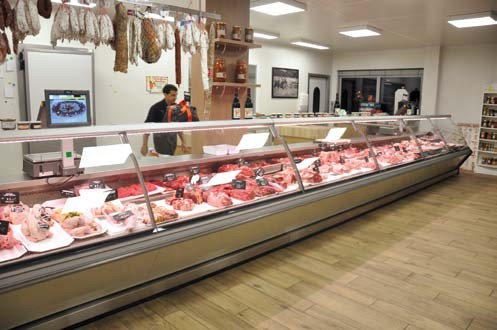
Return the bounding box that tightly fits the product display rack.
[476,90,497,172]
[0,115,470,329]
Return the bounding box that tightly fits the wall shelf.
[483,104,497,107]
[480,139,497,143]
[215,38,262,50]
[478,150,497,154]
[213,82,261,89]
[481,127,497,131]
[482,116,497,118]
[479,163,497,168]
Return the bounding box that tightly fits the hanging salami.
[113,2,128,73]
[175,26,181,85]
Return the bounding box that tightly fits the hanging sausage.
[140,18,161,64]
[113,2,128,73]
[175,26,181,85]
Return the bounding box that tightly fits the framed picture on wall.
[272,67,299,99]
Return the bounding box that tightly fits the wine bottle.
[334,93,341,114]
[244,89,254,119]
[232,91,241,120]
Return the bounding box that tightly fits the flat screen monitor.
[45,90,92,127]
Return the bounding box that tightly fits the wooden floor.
[79,173,497,330]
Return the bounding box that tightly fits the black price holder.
[89,179,105,189]
[256,178,269,186]
[314,159,321,167]
[394,145,401,152]
[105,189,118,202]
[112,211,134,222]
[293,158,303,164]
[0,192,20,205]
[237,158,245,167]
[0,220,9,235]
[200,176,210,185]
[364,156,370,163]
[175,188,184,198]
[190,167,200,184]
[255,167,265,178]
[339,156,346,164]
[312,165,320,173]
[402,147,409,153]
[189,166,200,175]
[60,190,76,198]
[163,173,177,182]
[232,180,246,190]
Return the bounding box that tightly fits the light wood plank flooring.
[79,173,497,330]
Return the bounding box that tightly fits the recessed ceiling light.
[448,11,497,28]
[291,39,330,50]
[51,0,96,8]
[253,30,280,40]
[339,25,382,38]
[250,0,306,16]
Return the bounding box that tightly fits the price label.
[89,179,105,189]
[237,158,245,167]
[339,156,346,164]
[337,145,344,152]
[256,178,269,186]
[330,145,336,151]
[184,183,194,191]
[314,159,321,167]
[0,192,20,205]
[10,205,24,213]
[402,147,409,153]
[60,189,77,198]
[38,222,50,230]
[394,145,400,152]
[105,189,118,202]
[255,167,265,177]
[376,152,383,156]
[112,210,134,222]
[232,180,246,190]
[189,166,200,175]
[293,158,303,164]
[318,143,327,151]
[190,174,200,185]
[0,220,9,235]
[364,156,370,163]
[175,188,184,198]
[312,165,320,173]
[200,176,210,185]
[40,213,52,222]
[163,173,177,182]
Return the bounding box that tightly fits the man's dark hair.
[163,84,178,94]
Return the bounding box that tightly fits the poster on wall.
[272,67,299,99]
[146,76,168,94]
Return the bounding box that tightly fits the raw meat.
[3,203,30,225]
[91,201,123,217]
[170,198,195,211]
[183,187,203,204]
[300,168,323,183]
[123,203,151,226]
[150,203,178,223]
[0,226,20,249]
[113,2,128,73]
[272,169,296,186]
[204,191,233,208]
[218,164,240,172]
[117,182,157,199]
[21,214,52,242]
[228,188,255,201]
[59,213,102,237]
[236,166,255,180]
[160,176,189,190]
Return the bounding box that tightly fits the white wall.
[437,43,497,124]
[331,46,441,115]
[249,43,333,114]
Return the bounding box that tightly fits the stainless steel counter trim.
[0,148,471,292]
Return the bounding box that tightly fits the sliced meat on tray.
[170,198,195,211]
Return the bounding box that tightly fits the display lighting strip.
[253,30,280,40]
[291,38,330,50]
[338,25,382,38]
[144,12,175,22]
[250,0,306,16]
[51,0,97,8]
[447,11,497,28]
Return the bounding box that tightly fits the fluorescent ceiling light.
[253,30,280,40]
[291,39,330,50]
[51,0,96,8]
[339,25,382,38]
[145,12,175,22]
[448,11,497,28]
[250,0,306,16]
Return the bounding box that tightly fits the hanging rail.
[118,0,222,20]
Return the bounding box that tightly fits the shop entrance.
[308,74,330,113]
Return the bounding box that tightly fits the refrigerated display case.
[0,115,470,329]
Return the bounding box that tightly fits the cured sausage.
[175,26,181,85]
[140,18,161,63]
[113,2,128,73]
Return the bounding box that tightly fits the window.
[338,69,423,115]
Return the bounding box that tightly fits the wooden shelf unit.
[476,88,497,176]
[214,38,262,49]
[212,82,261,89]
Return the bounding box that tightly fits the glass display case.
[0,115,471,330]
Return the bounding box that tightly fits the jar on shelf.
[216,22,227,39]
[232,26,242,41]
[235,59,248,83]
[213,58,227,82]
[245,27,254,43]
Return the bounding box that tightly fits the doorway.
[308,74,330,113]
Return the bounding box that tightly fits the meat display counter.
[0,115,470,329]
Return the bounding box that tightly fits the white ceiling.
[250,0,497,52]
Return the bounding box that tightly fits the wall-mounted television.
[45,90,92,128]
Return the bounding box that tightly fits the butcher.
[141,84,197,156]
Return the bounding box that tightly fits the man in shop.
[141,84,197,156]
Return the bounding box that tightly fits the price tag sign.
[394,145,400,152]
[255,167,265,178]
[232,180,246,190]
[402,147,409,153]
[0,192,20,205]
[256,178,269,186]
[312,165,320,173]
[10,205,24,213]
[339,156,346,164]
[376,152,383,156]
[237,158,245,167]
[0,220,9,235]
[185,183,194,191]
[330,145,336,151]
[105,189,118,202]
[112,210,134,222]
[89,179,105,189]
[38,222,50,230]
[314,159,321,167]
[337,145,344,152]
[364,156,370,163]
[190,166,200,175]
[293,158,303,164]
[61,189,77,198]
[318,143,327,151]
[175,188,184,198]
[163,173,177,182]
[200,176,210,185]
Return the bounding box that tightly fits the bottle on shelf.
[232,90,241,120]
[244,89,253,119]
[334,93,341,115]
